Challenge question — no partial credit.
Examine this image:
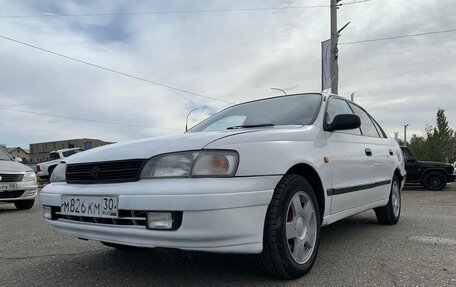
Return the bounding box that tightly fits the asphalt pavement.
[1,185,455,287]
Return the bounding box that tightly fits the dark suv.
[401,146,455,190]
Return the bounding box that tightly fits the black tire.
[423,172,447,191]
[375,176,401,225]
[101,242,139,250]
[259,174,321,279]
[14,199,35,210]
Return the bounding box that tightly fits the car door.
[349,103,394,202]
[324,98,377,214]
[401,147,420,181]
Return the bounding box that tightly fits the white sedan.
[0,147,38,209]
[41,93,405,279]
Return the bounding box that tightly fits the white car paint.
[0,149,38,203]
[40,93,406,254]
[36,148,83,178]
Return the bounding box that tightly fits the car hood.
[0,160,32,172]
[418,161,453,168]
[66,130,261,164]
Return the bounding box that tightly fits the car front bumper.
[0,181,38,202]
[40,176,282,254]
[448,174,455,182]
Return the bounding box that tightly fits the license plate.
[0,184,17,191]
[61,196,118,218]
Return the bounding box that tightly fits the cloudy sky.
[0,0,455,149]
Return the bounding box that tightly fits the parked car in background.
[0,147,38,209]
[400,146,455,190]
[41,93,405,279]
[36,148,83,179]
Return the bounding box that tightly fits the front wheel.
[259,174,321,279]
[423,172,447,191]
[14,199,35,210]
[375,176,401,225]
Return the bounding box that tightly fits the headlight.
[141,150,239,178]
[50,163,66,183]
[23,171,37,182]
[192,151,238,177]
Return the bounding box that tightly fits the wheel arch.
[421,168,449,181]
[394,168,403,183]
[285,163,325,223]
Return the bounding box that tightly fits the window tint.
[371,117,386,138]
[189,94,322,132]
[203,115,247,132]
[62,149,83,157]
[326,98,361,135]
[0,147,11,161]
[401,148,413,160]
[49,152,60,160]
[349,104,380,137]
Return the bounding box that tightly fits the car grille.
[53,207,147,226]
[0,173,24,182]
[66,159,146,184]
[0,190,25,199]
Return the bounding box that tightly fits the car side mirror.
[328,114,361,131]
[14,157,23,163]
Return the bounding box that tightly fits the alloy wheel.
[286,191,317,264]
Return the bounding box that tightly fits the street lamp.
[270,88,287,95]
[404,124,409,146]
[185,108,199,132]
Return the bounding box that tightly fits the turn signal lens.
[191,151,238,177]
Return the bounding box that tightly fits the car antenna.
[185,108,199,132]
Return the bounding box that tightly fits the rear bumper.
[40,176,282,253]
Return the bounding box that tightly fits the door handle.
[389,149,394,156]
[365,148,372,157]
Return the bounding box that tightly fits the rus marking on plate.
[409,236,456,246]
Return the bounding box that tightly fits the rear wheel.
[423,172,447,191]
[375,176,401,225]
[14,199,35,210]
[259,174,320,279]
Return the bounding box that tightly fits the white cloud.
[0,0,454,148]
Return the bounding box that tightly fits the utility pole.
[330,0,339,95]
[404,124,409,146]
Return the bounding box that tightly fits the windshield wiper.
[226,123,274,130]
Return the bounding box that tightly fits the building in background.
[29,138,113,163]
[6,147,30,163]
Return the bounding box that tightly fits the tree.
[408,108,455,163]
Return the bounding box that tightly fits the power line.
[340,28,456,45]
[0,35,233,104]
[0,107,182,131]
[0,1,374,19]
[339,0,374,6]
[0,5,330,18]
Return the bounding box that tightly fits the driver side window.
[326,98,361,135]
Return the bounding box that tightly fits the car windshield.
[0,148,11,161]
[189,93,322,132]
